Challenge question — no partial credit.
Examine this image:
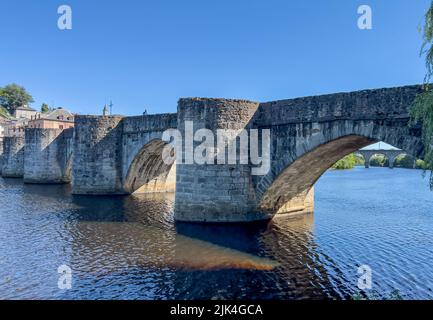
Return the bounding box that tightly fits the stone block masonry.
[121,113,178,193]
[24,128,73,184]
[1,136,25,178]
[72,115,125,194]
[174,97,273,222]
[0,138,3,175]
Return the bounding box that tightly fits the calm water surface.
[1,167,433,300]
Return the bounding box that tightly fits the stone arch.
[389,151,414,168]
[258,135,374,214]
[254,119,424,215]
[367,152,389,167]
[123,139,176,194]
[392,152,415,168]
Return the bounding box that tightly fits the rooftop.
[360,142,401,151]
[15,105,36,111]
[35,108,74,121]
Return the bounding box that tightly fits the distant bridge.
[357,148,409,169]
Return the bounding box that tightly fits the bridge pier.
[174,98,272,222]
[1,136,25,178]
[388,155,396,169]
[72,115,125,195]
[358,150,375,169]
[364,155,371,168]
[0,138,3,175]
[24,128,73,184]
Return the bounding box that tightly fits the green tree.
[369,154,389,167]
[0,83,34,113]
[394,154,416,168]
[411,1,433,188]
[332,154,358,170]
[415,159,430,170]
[0,106,12,119]
[40,103,50,113]
[354,153,365,166]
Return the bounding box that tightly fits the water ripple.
[1,167,433,299]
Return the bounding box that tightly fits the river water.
[0,167,433,300]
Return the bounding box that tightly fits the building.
[12,105,38,120]
[0,117,7,138]
[0,117,7,150]
[0,104,37,137]
[2,118,28,137]
[1,107,75,138]
[28,108,74,130]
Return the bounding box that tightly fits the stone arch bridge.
[357,148,409,168]
[0,85,425,222]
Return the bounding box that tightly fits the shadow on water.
[0,177,27,189]
[0,177,72,201]
[68,192,175,226]
[62,192,280,272]
[175,220,271,253]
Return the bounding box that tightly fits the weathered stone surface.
[70,113,179,195]
[253,85,423,125]
[276,187,314,216]
[24,128,73,183]
[174,97,270,222]
[0,138,3,175]
[1,136,25,178]
[252,85,424,215]
[121,113,177,193]
[71,115,125,194]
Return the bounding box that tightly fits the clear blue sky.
[0,0,430,115]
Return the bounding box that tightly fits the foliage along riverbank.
[332,153,429,170]
[332,154,364,170]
